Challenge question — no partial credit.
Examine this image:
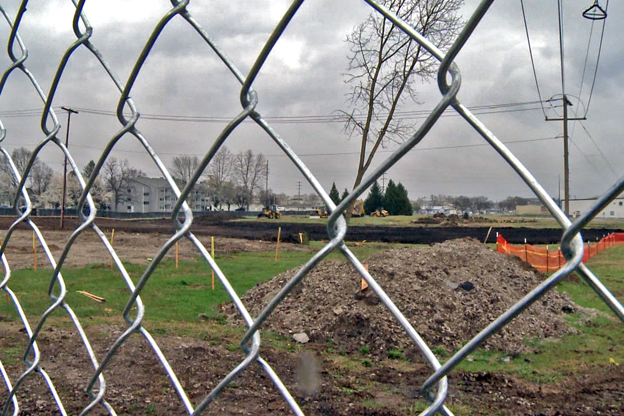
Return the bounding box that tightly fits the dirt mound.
[222,238,579,357]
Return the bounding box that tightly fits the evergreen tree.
[384,180,398,215]
[364,181,384,213]
[341,188,349,202]
[396,182,413,215]
[383,180,413,215]
[329,182,341,205]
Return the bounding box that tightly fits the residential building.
[123,176,209,213]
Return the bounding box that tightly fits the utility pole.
[265,160,269,207]
[60,106,78,229]
[381,172,387,193]
[296,181,302,198]
[562,95,570,217]
[547,95,582,217]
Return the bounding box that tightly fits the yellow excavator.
[258,204,281,219]
[351,199,365,217]
[310,207,328,218]
[370,209,389,217]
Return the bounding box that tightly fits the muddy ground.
[0,215,619,244]
[0,219,623,414]
[0,320,623,416]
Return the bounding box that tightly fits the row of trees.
[168,147,268,211]
[0,147,543,214]
[0,146,271,212]
[363,180,413,215]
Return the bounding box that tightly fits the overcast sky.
[0,0,620,202]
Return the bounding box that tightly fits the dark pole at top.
[60,106,78,229]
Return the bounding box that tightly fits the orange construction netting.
[496,232,624,273]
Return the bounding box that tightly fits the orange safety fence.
[496,232,624,273]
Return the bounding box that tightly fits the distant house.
[423,204,457,215]
[122,176,209,213]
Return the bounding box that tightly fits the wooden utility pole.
[60,106,78,229]
[265,160,269,207]
[547,95,582,217]
[562,95,570,217]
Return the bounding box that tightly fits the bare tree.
[0,147,39,189]
[206,146,233,209]
[341,0,463,196]
[0,147,54,206]
[30,161,54,196]
[40,171,111,210]
[102,157,143,211]
[170,155,200,188]
[234,150,266,210]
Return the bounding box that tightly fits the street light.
[60,106,78,229]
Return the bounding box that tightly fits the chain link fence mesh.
[0,0,623,415]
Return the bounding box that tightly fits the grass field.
[243,213,624,229]
[1,240,623,414]
[2,241,622,372]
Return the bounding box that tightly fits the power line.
[62,135,561,158]
[520,0,547,118]
[0,100,550,125]
[557,0,566,96]
[584,0,609,117]
[67,101,546,124]
[578,120,617,178]
[568,135,608,182]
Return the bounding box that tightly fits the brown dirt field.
[1,228,310,270]
[1,221,623,415]
[0,320,623,415]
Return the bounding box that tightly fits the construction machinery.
[310,207,328,218]
[258,204,281,219]
[351,199,365,217]
[370,209,389,217]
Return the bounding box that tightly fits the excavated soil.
[223,238,579,357]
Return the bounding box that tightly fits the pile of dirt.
[222,238,579,358]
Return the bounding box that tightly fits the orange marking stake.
[361,264,369,291]
[175,241,179,269]
[275,227,281,262]
[33,231,37,272]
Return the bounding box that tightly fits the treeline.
[418,194,540,213]
[329,180,412,215]
[0,146,275,212]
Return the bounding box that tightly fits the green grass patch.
[0,250,314,326]
[454,245,624,381]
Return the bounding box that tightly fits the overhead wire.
[64,101,548,124]
[60,135,562,158]
[520,0,547,119]
[584,0,609,117]
[557,0,566,96]
[567,135,608,181]
[578,120,618,178]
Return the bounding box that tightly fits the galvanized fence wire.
[0,0,622,415]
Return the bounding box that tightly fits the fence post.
[546,245,549,273]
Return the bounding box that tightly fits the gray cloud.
[0,0,620,203]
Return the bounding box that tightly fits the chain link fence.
[0,1,623,415]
